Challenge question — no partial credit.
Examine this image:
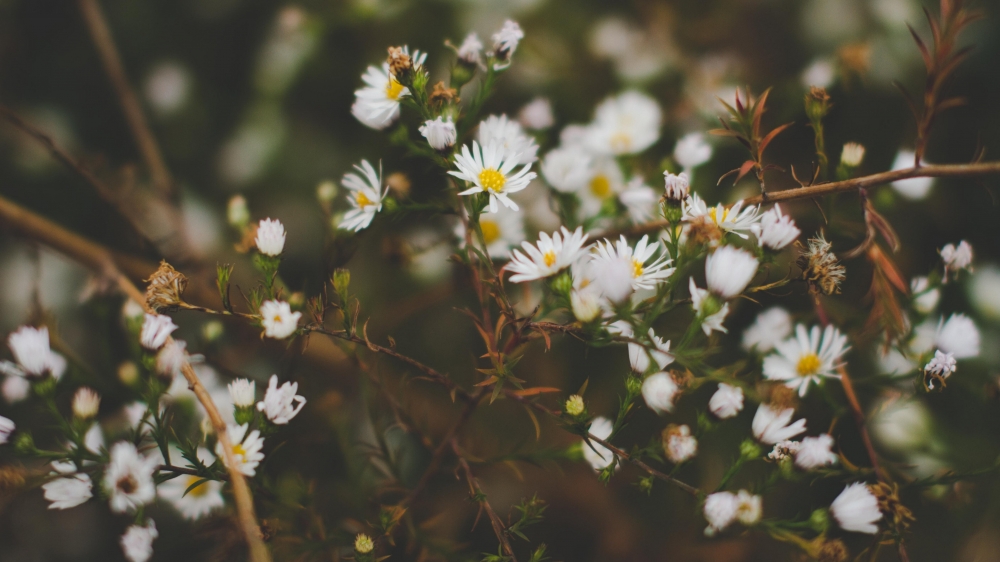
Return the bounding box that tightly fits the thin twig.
[453,440,518,561]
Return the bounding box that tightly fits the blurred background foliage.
[2,0,1000,560]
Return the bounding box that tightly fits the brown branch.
[453,440,518,561]
[76,0,174,197]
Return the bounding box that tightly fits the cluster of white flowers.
[663,424,698,464]
[703,489,762,535]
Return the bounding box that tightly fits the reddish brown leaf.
[510,387,562,396]
[758,122,793,156]
[734,160,757,185]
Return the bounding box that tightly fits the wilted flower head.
[752,403,807,444]
[796,233,846,295]
[491,20,524,68]
[259,300,301,339]
[662,424,697,464]
[386,46,413,77]
[255,218,286,256]
[144,261,188,311]
[767,440,801,461]
[940,240,973,280]
[830,482,882,534]
[72,387,101,419]
[924,350,957,389]
[750,204,800,250]
[140,314,177,350]
[456,32,483,65]
[709,383,744,419]
[419,116,457,150]
[257,374,306,424]
[840,142,866,167]
[663,171,690,202]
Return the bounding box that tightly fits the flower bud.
[332,268,351,302]
[316,181,337,204]
[809,507,831,534]
[564,395,585,417]
[227,195,250,228]
[72,387,101,420]
[354,533,374,554]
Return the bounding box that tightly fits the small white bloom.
[83,422,104,455]
[752,404,807,444]
[705,246,758,299]
[257,374,306,424]
[689,278,730,335]
[450,140,537,213]
[577,157,625,218]
[801,58,835,88]
[507,226,589,283]
[459,207,525,257]
[841,142,866,167]
[491,20,523,68]
[478,114,539,164]
[2,375,30,403]
[763,324,849,397]
[419,116,457,150]
[891,150,933,200]
[642,372,679,414]
[630,329,673,374]
[340,159,389,232]
[216,423,265,477]
[518,97,554,130]
[351,49,425,129]
[43,470,93,510]
[911,276,940,314]
[591,235,674,291]
[933,313,980,359]
[228,378,256,408]
[683,194,761,239]
[7,325,64,377]
[767,440,801,461]
[940,240,973,279]
[750,204,800,250]
[619,177,659,223]
[158,448,225,520]
[924,350,957,388]
[0,415,13,444]
[830,482,882,534]
[254,218,286,256]
[541,146,592,193]
[664,424,698,463]
[72,387,101,419]
[585,91,662,156]
[673,132,712,170]
[140,314,177,350]
[795,434,838,469]
[742,307,793,353]
[156,339,202,379]
[227,195,249,227]
[663,171,690,201]
[703,491,739,536]
[735,490,762,525]
[582,416,615,471]
[120,520,158,562]
[709,383,744,419]
[259,300,301,339]
[456,32,483,65]
[104,441,156,513]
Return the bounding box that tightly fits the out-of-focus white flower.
[735,490,762,525]
[841,143,866,167]
[585,91,661,156]
[156,339,202,379]
[767,440,801,461]
[570,284,602,323]
[872,398,933,453]
[72,387,100,420]
[120,520,158,562]
[683,194,760,239]
[43,465,92,510]
[750,204,800,250]
[518,97,554,130]
[216,423,265,477]
[145,61,191,115]
[795,434,838,469]
[0,415,13,444]
[478,114,538,165]
[924,350,957,388]
[968,264,1000,319]
[742,307,793,353]
[932,313,980,359]
[7,325,64,377]
[582,416,615,471]
[619,177,659,223]
[456,32,483,65]
[664,424,697,463]
[763,324,849,397]
[460,208,524,257]
[752,404,807,444]
[228,378,256,408]
[254,218,286,256]
[2,376,30,403]
[140,314,177,351]
[891,150,933,200]
[507,227,589,283]
[689,278,730,335]
[940,240,973,279]
[703,491,739,536]
[591,235,674,291]
[227,195,249,228]
[257,374,306,424]
[340,159,389,232]
[593,254,635,303]
[451,140,537,213]
[911,276,940,314]
[663,171,690,202]
[157,448,224,520]
[830,482,882,534]
[351,49,426,129]
[122,299,146,322]
[541,146,592,193]
[673,133,712,170]
[82,422,104,455]
[419,116,457,150]
[577,157,624,217]
[642,372,678,414]
[259,300,301,339]
[705,246,758,299]
[491,20,523,68]
[709,383,744,419]
[801,58,835,88]
[630,329,673,373]
[104,442,156,513]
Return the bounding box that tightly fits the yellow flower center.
[480,220,500,245]
[355,191,373,207]
[632,258,644,278]
[589,174,611,198]
[232,443,247,461]
[708,206,729,225]
[796,353,821,376]
[478,168,506,192]
[609,132,632,152]
[385,78,405,100]
[185,475,209,498]
[543,250,557,267]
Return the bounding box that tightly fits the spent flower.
[709,383,744,419]
[257,374,307,424]
[750,204,800,250]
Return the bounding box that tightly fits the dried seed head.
[688,215,722,246]
[768,384,798,411]
[796,234,846,295]
[838,42,871,75]
[144,260,188,311]
[871,482,915,532]
[386,46,412,78]
[818,539,849,562]
[429,81,459,105]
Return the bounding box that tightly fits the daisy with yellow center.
[216,423,265,477]
[340,159,389,232]
[763,324,849,397]
[454,207,524,258]
[450,140,537,213]
[351,47,426,130]
[507,226,590,283]
[590,235,675,292]
[157,448,225,520]
[682,193,761,239]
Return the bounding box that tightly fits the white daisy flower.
[591,235,674,291]
[689,278,730,335]
[518,97,554,130]
[419,116,457,150]
[585,91,662,156]
[763,324,849,397]
[750,204,800,250]
[478,114,539,164]
[924,350,957,388]
[254,218,286,256]
[582,416,615,471]
[735,490,762,526]
[794,434,837,470]
[456,32,483,65]
[663,171,690,202]
[540,146,592,193]
[1,373,30,403]
[140,314,177,351]
[703,491,739,536]
[742,307,793,353]
[673,132,713,171]
[257,374,306,425]
[891,150,933,200]
[629,328,673,374]
[910,276,940,314]
[752,404,807,444]
[72,387,100,420]
[43,466,93,510]
[619,177,659,223]
[351,47,426,130]
[450,140,537,213]
[705,246,758,299]
[940,240,973,279]
[642,372,678,414]
[340,159,389,232]
[157,448,225,520]
[830,482,882,534]
[7,325,65,378]
[216,423,265,477]
[120,520,158,562]
[578,156,625,218]
[104,441,156,513]
[490,20,523,68]
[259,300,301,339]
[709,383,744,419]
[664,424,697,463]
[682,194,760,239]
[461,207,525,257]
[507,226,589,283]
[228,378,256,408]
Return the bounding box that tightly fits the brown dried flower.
[144,260,188,311]
[429,81,459,105]
[386,172,411,198]
[796,233,846,295]
[235,223,259,254]
[687,215,722,247]
[818,539,849,562]
[838,42,871,75]
[386,46,411,78]
[768,384,798,411]
[871,481,915,532]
